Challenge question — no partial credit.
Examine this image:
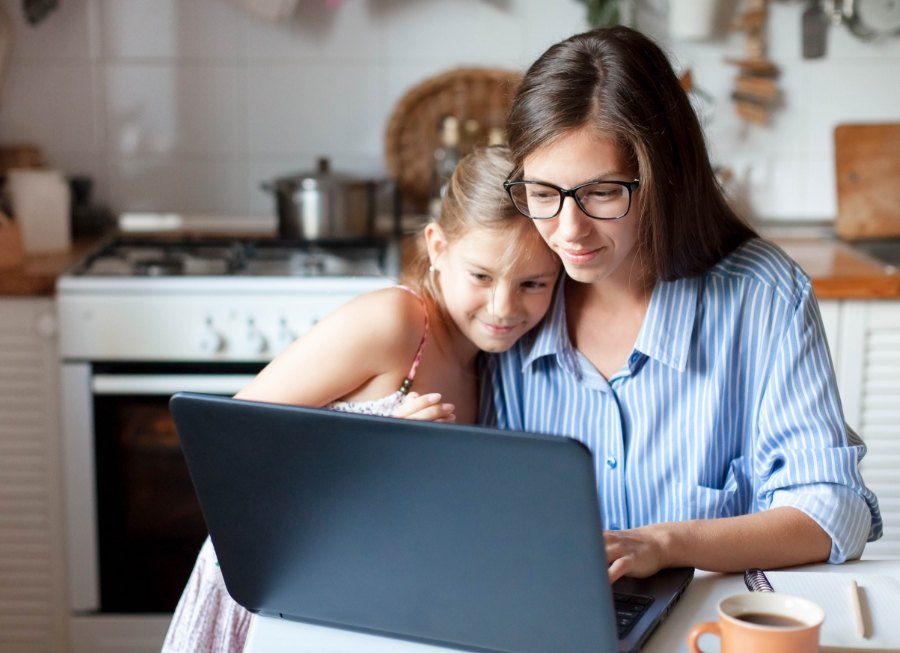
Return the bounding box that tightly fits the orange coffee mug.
[687,592,824,653]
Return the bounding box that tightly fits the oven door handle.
[91,374,256,395]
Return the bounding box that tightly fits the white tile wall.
[0,62,99,152]
[0,0,898,219]
[100,0,240,61]
[806,61,900,155]
[239,0,379,62]
[244,62,383,154]
[106,155,246,212]
[520,0,588,64]
[1,0,94,61]
[103,63,241,155]
[637,1,900,221]
[381,0,526,66]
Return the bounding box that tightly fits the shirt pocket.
[674,482,742,521]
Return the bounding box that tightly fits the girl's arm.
[235,288,431,408]
[604,507,831,582]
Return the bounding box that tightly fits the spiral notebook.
[766,571,900,652]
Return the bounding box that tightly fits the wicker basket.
[384,67,522,213]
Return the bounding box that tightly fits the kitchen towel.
[6,168,71,254]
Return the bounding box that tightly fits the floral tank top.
[324,285,429,417]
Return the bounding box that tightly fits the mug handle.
[687,621,720,653]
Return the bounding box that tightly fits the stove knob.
[199,326,225,354]
[246,320,269,355]
[275,319,297,352]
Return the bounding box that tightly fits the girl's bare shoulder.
[333,286,429,358]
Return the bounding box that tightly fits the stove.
[58,236,398,362]
[69,237,389,278]
[56,235,398,651]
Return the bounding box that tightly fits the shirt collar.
[519,273,701,374]
[633,275,701,372]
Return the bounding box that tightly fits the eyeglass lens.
[508,181,632,220]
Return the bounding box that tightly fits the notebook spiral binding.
[744,568,775,592]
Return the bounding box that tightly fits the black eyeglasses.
[503,178,640,221]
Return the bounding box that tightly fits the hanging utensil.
[802,0,830,58]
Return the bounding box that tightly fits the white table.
[245,559,900,653]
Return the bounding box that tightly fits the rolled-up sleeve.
[754,283,882,563]
[769,483,874,563]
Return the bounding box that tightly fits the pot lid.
[271,157,367,191]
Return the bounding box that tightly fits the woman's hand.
[392,391,456,422]
[604,525,669,583]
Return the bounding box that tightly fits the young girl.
[161,146,560,652]
[485,26,881,581]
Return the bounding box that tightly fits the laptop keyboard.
[613,592,654,638]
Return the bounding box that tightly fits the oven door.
[61,362,261,614]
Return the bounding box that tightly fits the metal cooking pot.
[261,157,376,241]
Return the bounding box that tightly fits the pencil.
[849,579,867,639]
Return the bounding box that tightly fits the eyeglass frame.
[503,177,641,221]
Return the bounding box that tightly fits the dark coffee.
[736,612,806,628]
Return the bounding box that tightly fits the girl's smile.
[426,223,559,358]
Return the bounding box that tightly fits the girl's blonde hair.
[403,145,546,304]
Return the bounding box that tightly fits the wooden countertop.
[0,238,102,297]
[1,232,898,300]
[770,235,900,300]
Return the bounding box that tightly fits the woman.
[483,26,881,582]
[162,146,560,652]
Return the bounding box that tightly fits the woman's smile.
[558,245,604,265]
[523,128,641,286]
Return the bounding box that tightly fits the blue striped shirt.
[481,238,881,563]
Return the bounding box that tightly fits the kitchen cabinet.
[830,300,900,560]
[0,298,67,652]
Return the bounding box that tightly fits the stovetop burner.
[134,256,186,276]
[71,236,390,279]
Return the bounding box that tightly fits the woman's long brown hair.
[506,26,757,281]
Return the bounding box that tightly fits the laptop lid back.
[171,392,619,653]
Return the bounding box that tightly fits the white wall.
[0,0,898,221]
[654,3,900,221]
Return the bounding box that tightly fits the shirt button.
[606,456,617,469]
[629,353,639,365]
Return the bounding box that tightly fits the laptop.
[170,392,692,653]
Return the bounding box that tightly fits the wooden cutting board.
[834,123,900,240]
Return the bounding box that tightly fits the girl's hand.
[392,391,456,423]
[604,526,669,583]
